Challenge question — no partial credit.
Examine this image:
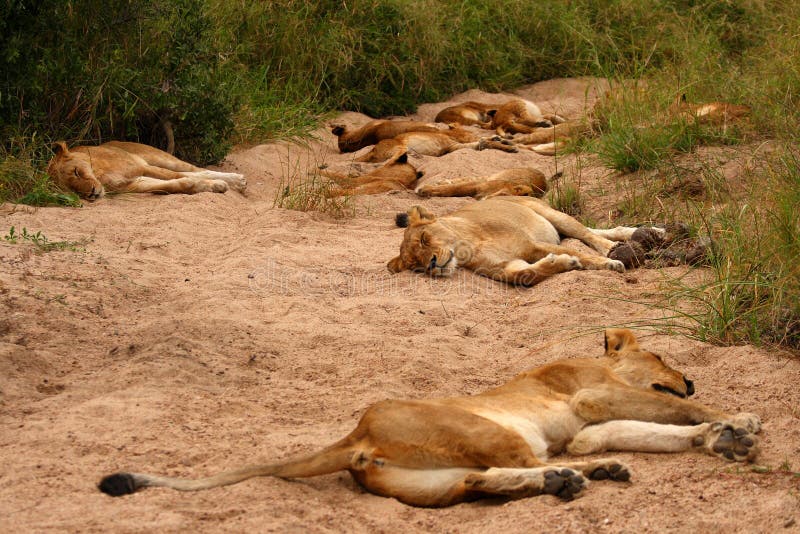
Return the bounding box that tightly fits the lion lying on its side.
[318,151,423,196]
[491,98,567,136]
[388,196,667,285]
[354,126,519,163]
[47,141,246,199]
[434,101,498,128]
[416,167,550,199]
[98,329,760,507]
[331,120,440,153]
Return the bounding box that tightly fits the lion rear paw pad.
[543,468,586,500]
[709,423,758,462]
[589,463,630,482]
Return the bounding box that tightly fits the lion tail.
[98,440,356,497]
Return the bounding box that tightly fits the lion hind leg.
[464,466,588,501]
[542,113,567,125]
[525,199,618,255]
[490,254,583,286]
[350,461,478,507]
[522,243,624,273]
[554,458,632,482]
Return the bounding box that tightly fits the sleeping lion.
[98,329,760,507]
[47,141,246,199]
[388,196,665,285]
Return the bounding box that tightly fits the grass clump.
[627,148,800,351]
[4,226,89,252]
[273,147,354,219]
[0,158,80,207]
[696,151,800,348]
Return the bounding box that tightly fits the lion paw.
[206,179,229,193]
[703,422,759,462]
[588,461,631,482]
[546,253,582,270]
[543,468,587,501]
[606,259,626,272]
[225,174,247,193]
[731,412,761,433]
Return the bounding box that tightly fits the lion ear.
[487,109,497,118]
[387,256,406,273]
[604,328,640,355]
[331,125,346,136]
[407,205,436,226]
[52,141,70,157]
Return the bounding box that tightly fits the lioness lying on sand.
[319,151,423,196]
[47,141,246,199]
[331,120,440,153]
[491,98,567,136]
[416,167,549,199]
[434,101,498,128]
[98,329,760,507]
[388,196,665,285]
[354,126,518,163]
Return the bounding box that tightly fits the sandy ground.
[1,78,799,533]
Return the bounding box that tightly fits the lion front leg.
[567,418,760,463]
[473,254,584,286]
[570,385,743,427]
[125,176,228,195]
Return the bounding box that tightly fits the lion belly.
[470,403,583,461]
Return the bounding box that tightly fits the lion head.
[604,328,695,398]
[46,142,104,200]
[387,206,465,277]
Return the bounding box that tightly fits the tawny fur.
[331,120,440,153]
[46,141,246,199]
[670,94,751,126]
[434,101,498,128]
[98,329,760,507]
[354,127,518,163]
[387,197,666,285]
[319,152,423,196]
[512,121,590,155]
[519,93,751,156]
[416,167,548,199]
[491,99,567,136]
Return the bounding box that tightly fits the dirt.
[1,77,799,533]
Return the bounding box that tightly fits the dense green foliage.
[3,0,798,174]
[1,0,798,349]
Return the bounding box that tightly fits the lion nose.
[684,377,695,396]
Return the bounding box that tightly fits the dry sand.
[1,78,798,533]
